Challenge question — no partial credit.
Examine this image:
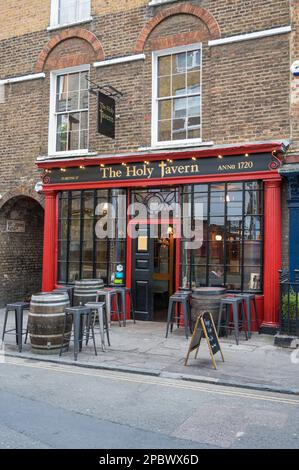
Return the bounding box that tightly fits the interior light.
[245,153,249,157]
[218,155,223,159]
[192,157,197,161]
[226,195,231,203]
[215,235,222,241]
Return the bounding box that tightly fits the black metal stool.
[235,293,260,337]
[60,306,96,361]
[2,302,30,352]
[166,294,191,339]
[113,287,136,327]
[217,297,248,345]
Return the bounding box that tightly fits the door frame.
[126,218,181,320]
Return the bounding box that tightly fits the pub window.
[180,181,264,293]
[58,189,127,284]
[152,44,202,146]
[50,0,91,27]
[49,66,89,155]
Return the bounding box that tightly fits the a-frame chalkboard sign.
[185,311,225,370]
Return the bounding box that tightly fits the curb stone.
[4,351,299,396]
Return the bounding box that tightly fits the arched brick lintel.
[0,187,44,211]
[35,29,105,73]
[135,4,221,53]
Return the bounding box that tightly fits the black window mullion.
[66,192,72,284]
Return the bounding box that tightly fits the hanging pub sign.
[98,91,116,139]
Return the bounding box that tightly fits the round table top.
[192,287,226,295]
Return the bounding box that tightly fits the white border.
[151,43,202,148]
[94,54,146,68]
[50,0,91,29]
[149,0,178,5]
[48,64,90,157]
[0,73,45,86]
[209,25,292,47]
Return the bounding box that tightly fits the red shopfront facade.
[38,141,285,333]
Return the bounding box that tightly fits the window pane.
[188,96,200,117]
[58,241,68,261]
[69,131,79,150]
[56,75,68,111]
[173,97,187,119]
[68,72,80,92]
[191,265,206,287]
[158,120,171,141]
[187,50,200,70]
[57,114,68,133]
[80,130,88,149]
[188,125,201,139]
[209,241,224,264]
[209,266,224,287]
[209,217,225,238]
[173,52,186,74]
[69,113,80,131]
[244,267,262,291]
[68,263,80,283]
[194,242,208,265]
[210,192,225,216]
[82,264,93,279]
[79,90,89,109]
[58,262,67,283]
[158,76,171,97]
[69,241,80,261]
[79,0,90,20]
[187,71,200,94]
[56,132,68,152]
[243,241,262,265]
[158,55,171,76]
[172,73,186,96]
[158,100,171,120]
[226,241,242,267]
[67,91,79,111]
[82,241,93,262]
[172,119,186,140]
[227,191,243,216]
[194,193,208,217]
[80,72,89,90]
[226,266,241,290]
[244,216,262,240]
[245,190,263,215]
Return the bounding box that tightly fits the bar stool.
[85,302,110,352]
[166,294,191,339]
[60,306,96,361]
[96,288,121,327]
[235,294,260,338]
[217,297,248,345]
[2,302,30,352]
[113,287,136,327]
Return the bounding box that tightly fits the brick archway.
[0,187,44,211]
[35,28,105,73]
[135,4,221,53]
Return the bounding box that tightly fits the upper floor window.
[49,66,89,155]
[51,0,91,28]
[152,45,202,147]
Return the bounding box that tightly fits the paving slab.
[1,309,298,394]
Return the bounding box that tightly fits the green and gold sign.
[44,153,281,185]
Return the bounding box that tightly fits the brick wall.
[0,197,44,307]
[0,0,293,302]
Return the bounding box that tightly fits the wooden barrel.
[191,287,227,332]
[73,279,104,306]
[28,293,72,354]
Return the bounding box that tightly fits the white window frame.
[48,64,90,157]
[151,43,202,148]
[50,0,92,29]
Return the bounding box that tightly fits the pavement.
[1,309,299,395]
[2,358,299,449]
